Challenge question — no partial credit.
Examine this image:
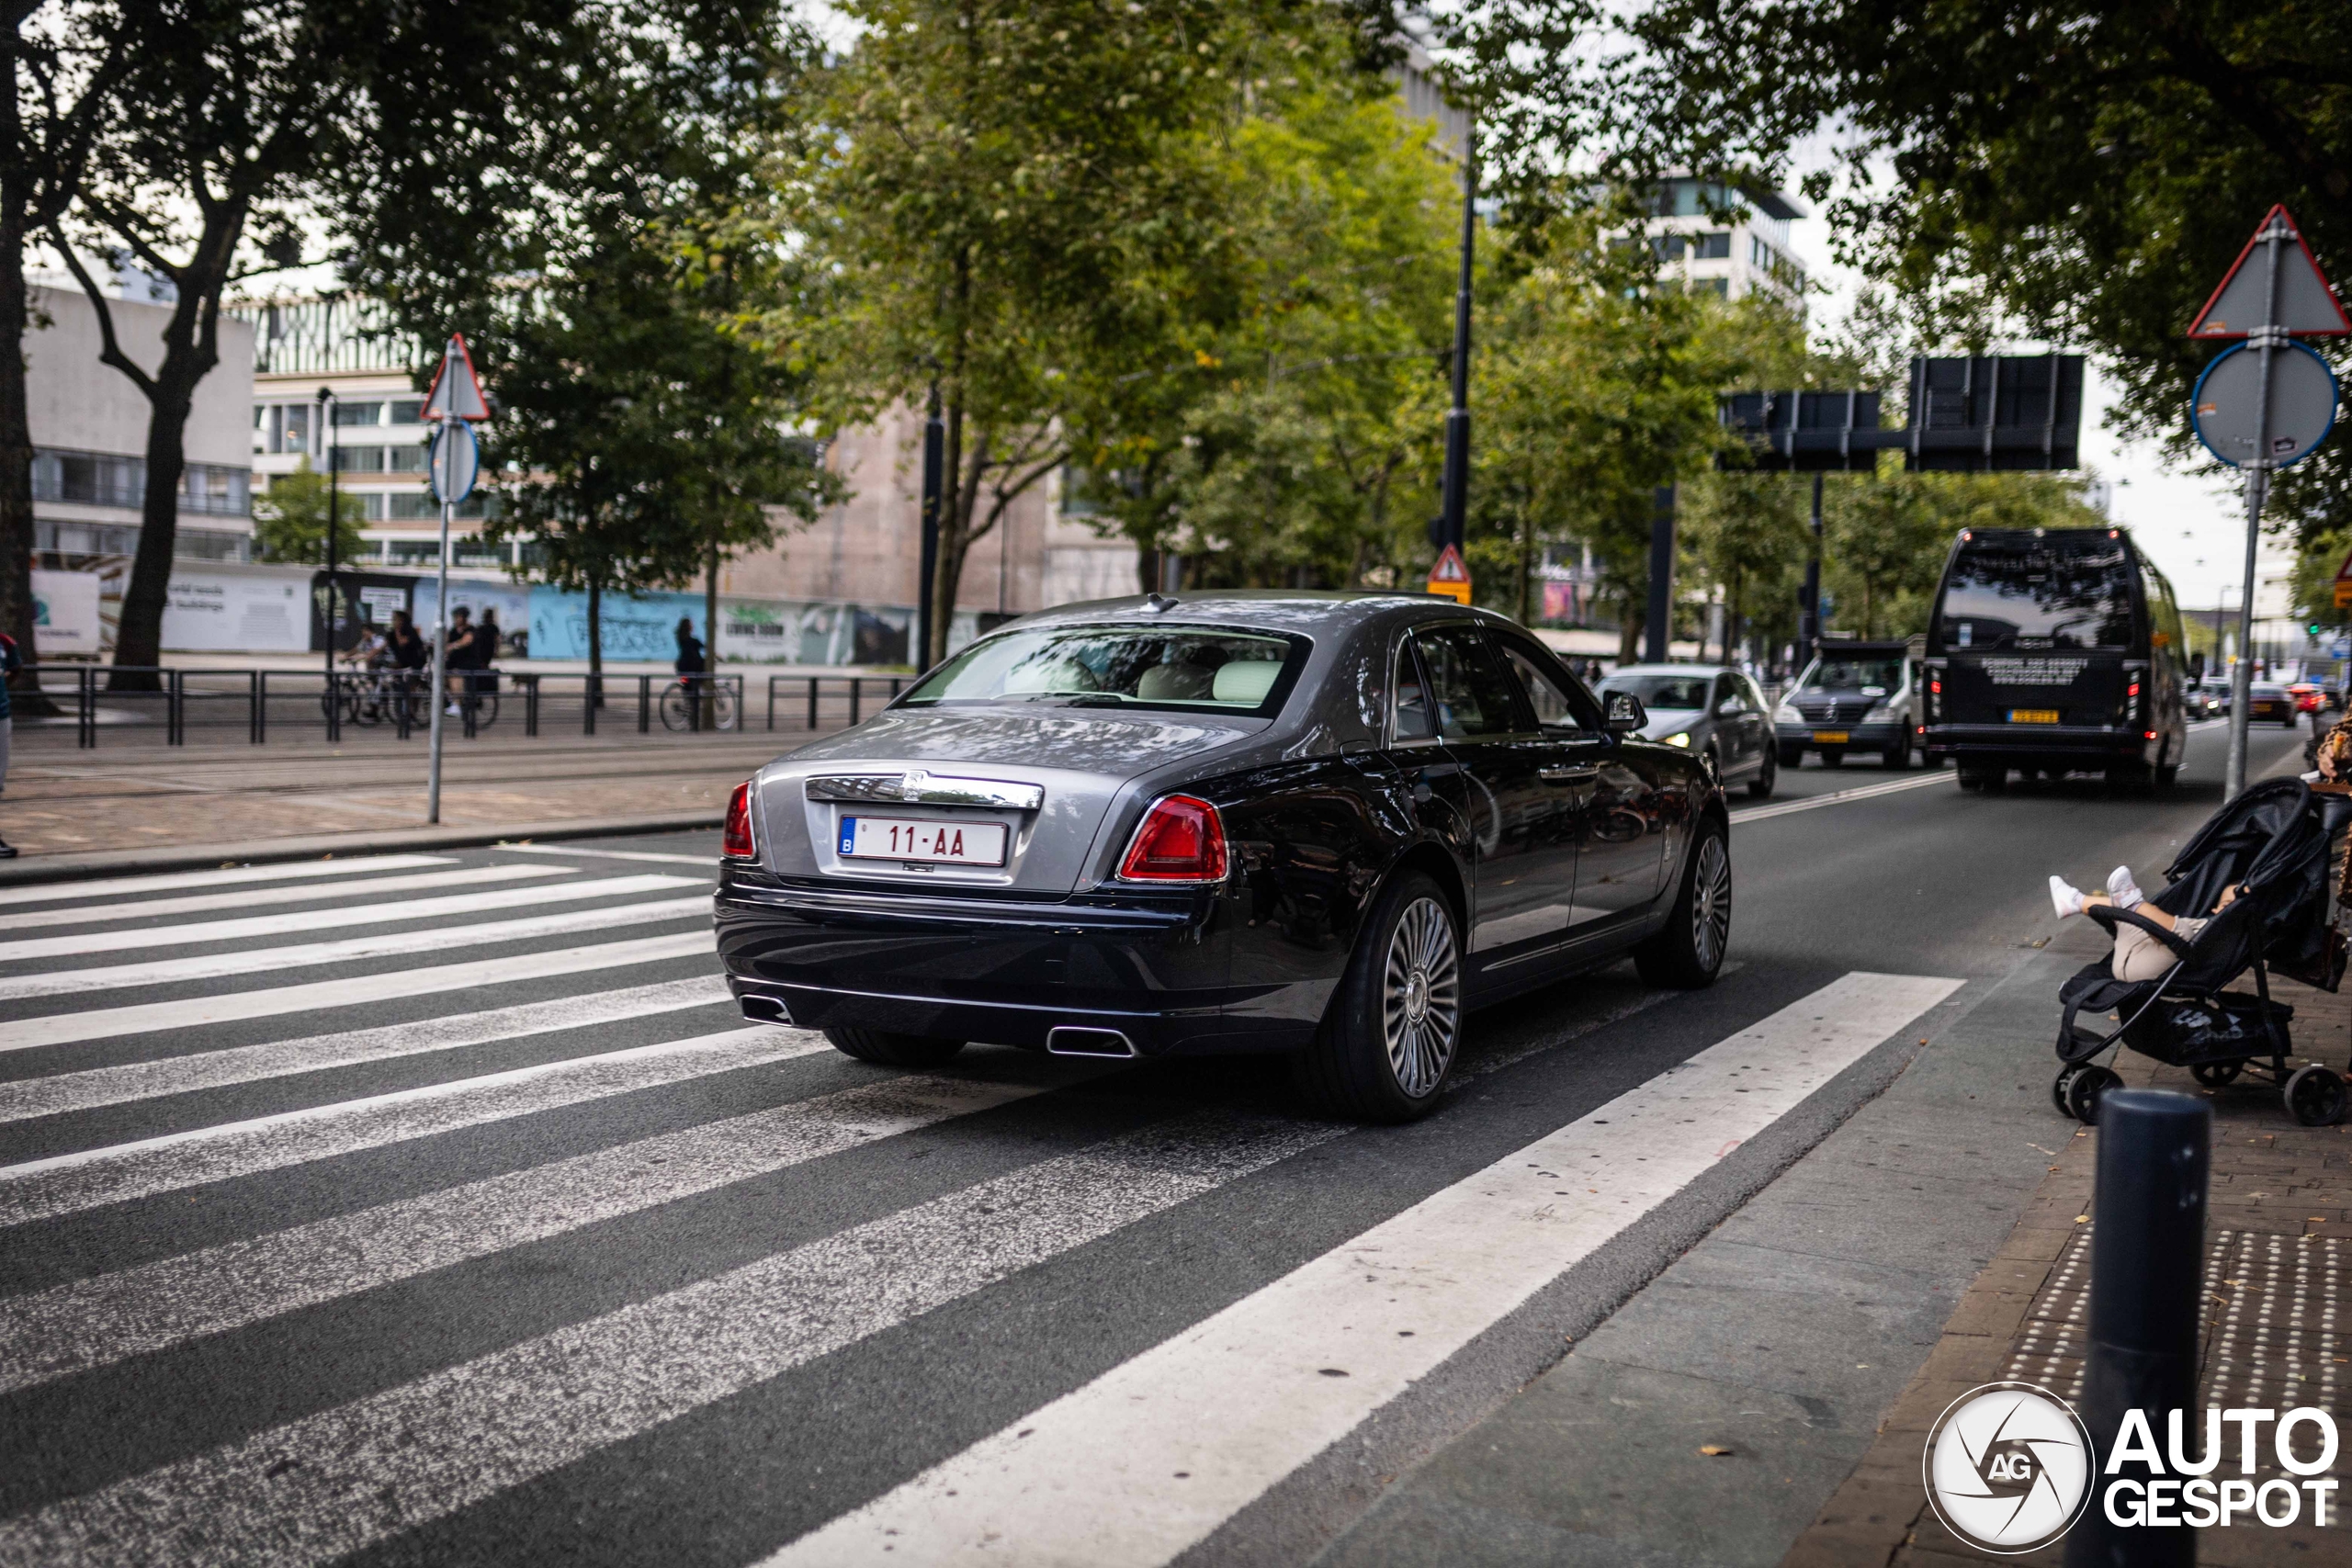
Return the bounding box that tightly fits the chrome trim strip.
[805,773,1046,810]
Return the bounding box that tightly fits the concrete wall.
[30,284,254,468]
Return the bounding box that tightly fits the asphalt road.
[0,718,2313,1567]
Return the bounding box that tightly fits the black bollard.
[2066,1088,2211,1568]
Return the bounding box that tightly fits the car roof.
[1604,663,1739,677]
[999,591,1525,638]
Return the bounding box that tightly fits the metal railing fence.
[16,666,922,749]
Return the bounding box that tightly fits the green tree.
[793,0,1357,665]
[1081,64,1459,593]
[1464,0,2352,542]
[251,458,366,566]
[357,4,833,686]
[55,0,589,688]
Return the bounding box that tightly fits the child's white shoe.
[2107,866,2144,909]
[2051,875,2086,918]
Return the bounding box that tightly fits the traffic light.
[2311,622,2325,637]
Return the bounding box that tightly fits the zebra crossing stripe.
[0,874,706,962]
[0,930,717,1053]
[0,1027,818,1227]
[0,863,573,934]
[0,854,453,908]
[0,1070,1058,1393]
[496,844,717,866]
[0,976,733,1125]
[767,971,1965,1568]
[0,1111,1341,1568]
[0,894,713,1003]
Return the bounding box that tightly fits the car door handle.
[1539,765,1600,784]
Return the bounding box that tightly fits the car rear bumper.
[1775,722,1905,749]
[1923,724,2153,764]
[714,870,1236,1055]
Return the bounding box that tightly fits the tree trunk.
[110,375,197,689]
[1515,504,1534,627]
[702,535,718,728]
[0,194,38,708]
[1619,601,1642,665]
[587,576,603,709]
[927,400,977,670]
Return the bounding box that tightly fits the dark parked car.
[716,592,1730,1122]
[1598,663,1778,796]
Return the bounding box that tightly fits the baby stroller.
[2054,778,2352,1126]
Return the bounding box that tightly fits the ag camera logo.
[1922,1382,2094,1553]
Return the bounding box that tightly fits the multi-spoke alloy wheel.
[1381,896,1461,1099]
[1690,833,1731,974]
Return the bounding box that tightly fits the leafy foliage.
[251,459,368,567]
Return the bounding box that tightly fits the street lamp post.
[1435,125,1476,557]
[317,388,340,742]
[917,379,943,672]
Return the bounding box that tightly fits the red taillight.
[2127,681,2141,699]
[722,781,757,860]
[2144,730,2157,740]
[1117,795,1227,883]
[1930,677,1941,695]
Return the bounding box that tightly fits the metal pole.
[425,421,452,825]
[2226,216,2288,800]
[1799,472,1825,658]
[2064,1088,2209,1568]
[918,380,943,671]
[319,388,339,742]
[1436,125,1476,554]
[1645,486,1675,662]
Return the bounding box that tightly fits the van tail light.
[1929,677,1941,695]
[722,781,757,860]
[1118,795,1227,883]
[2128,681,2141,699]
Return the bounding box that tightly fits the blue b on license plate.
[840,816,1008,866]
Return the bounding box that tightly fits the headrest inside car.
[1137,663,1215,700]
[1213,660,1281,705]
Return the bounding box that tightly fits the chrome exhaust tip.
[739,994,792,1025]
[1046,1026,1137,1059]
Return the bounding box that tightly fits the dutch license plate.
[2009,709,2060,724]
[840,816,1008,866]
[1812,730,1849,744]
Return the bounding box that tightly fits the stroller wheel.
[2284,1065,2347,1127]
[2065,1065,2122,1124]
[2052,1065,2082,1117]
[2190,1060,2244,1088]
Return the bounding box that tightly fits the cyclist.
[674,616,707,684]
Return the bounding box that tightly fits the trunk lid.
[751,705,1272,895]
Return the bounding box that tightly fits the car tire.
[1748,745,1777,799]
[1634,819,1731,989]
[1819,748,1844,768]
[822,1027,967,1068]
[1883,730,1912,770]
[1294,871,1463,1123]
[1776,742,1804,769]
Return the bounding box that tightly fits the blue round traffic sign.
[2190,339,2338,470]
[428,421,481,504]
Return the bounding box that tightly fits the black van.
[1922,526,2191,790]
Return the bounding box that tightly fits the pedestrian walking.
[0,630,17,857]
[674,616,706,682]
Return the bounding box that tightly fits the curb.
[0,810,726,886]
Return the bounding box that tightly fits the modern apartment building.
[1641,176,1809,308]
[29,280,257,567]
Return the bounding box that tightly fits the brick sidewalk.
[1784,970,2352,1567]
[0,733,793,854]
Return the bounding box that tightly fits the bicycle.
[660,675,735,732]
[446,668,502,732]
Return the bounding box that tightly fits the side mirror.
[2189,651,2207,679]
[1605,691,1645,735]
[1716,697,1742,716]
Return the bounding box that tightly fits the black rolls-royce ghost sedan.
[716,592,1728,1122]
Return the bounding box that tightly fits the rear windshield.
[899,626,1301,714]
[1600,673,1711,710]
[1798,656,1904,694]
[1938,539,2136,650]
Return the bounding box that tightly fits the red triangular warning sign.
[1426,544,1472,604]
[2188,206,2351,339]
[422,333,492,420]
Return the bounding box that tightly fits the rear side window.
[1415,625,1523,739]
[1496,640,1594,733]
[1938,539,2136,650]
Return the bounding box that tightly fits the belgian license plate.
[840,816,1008,866]
[1812,730,1849,744]
[2009,709,2060,724]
